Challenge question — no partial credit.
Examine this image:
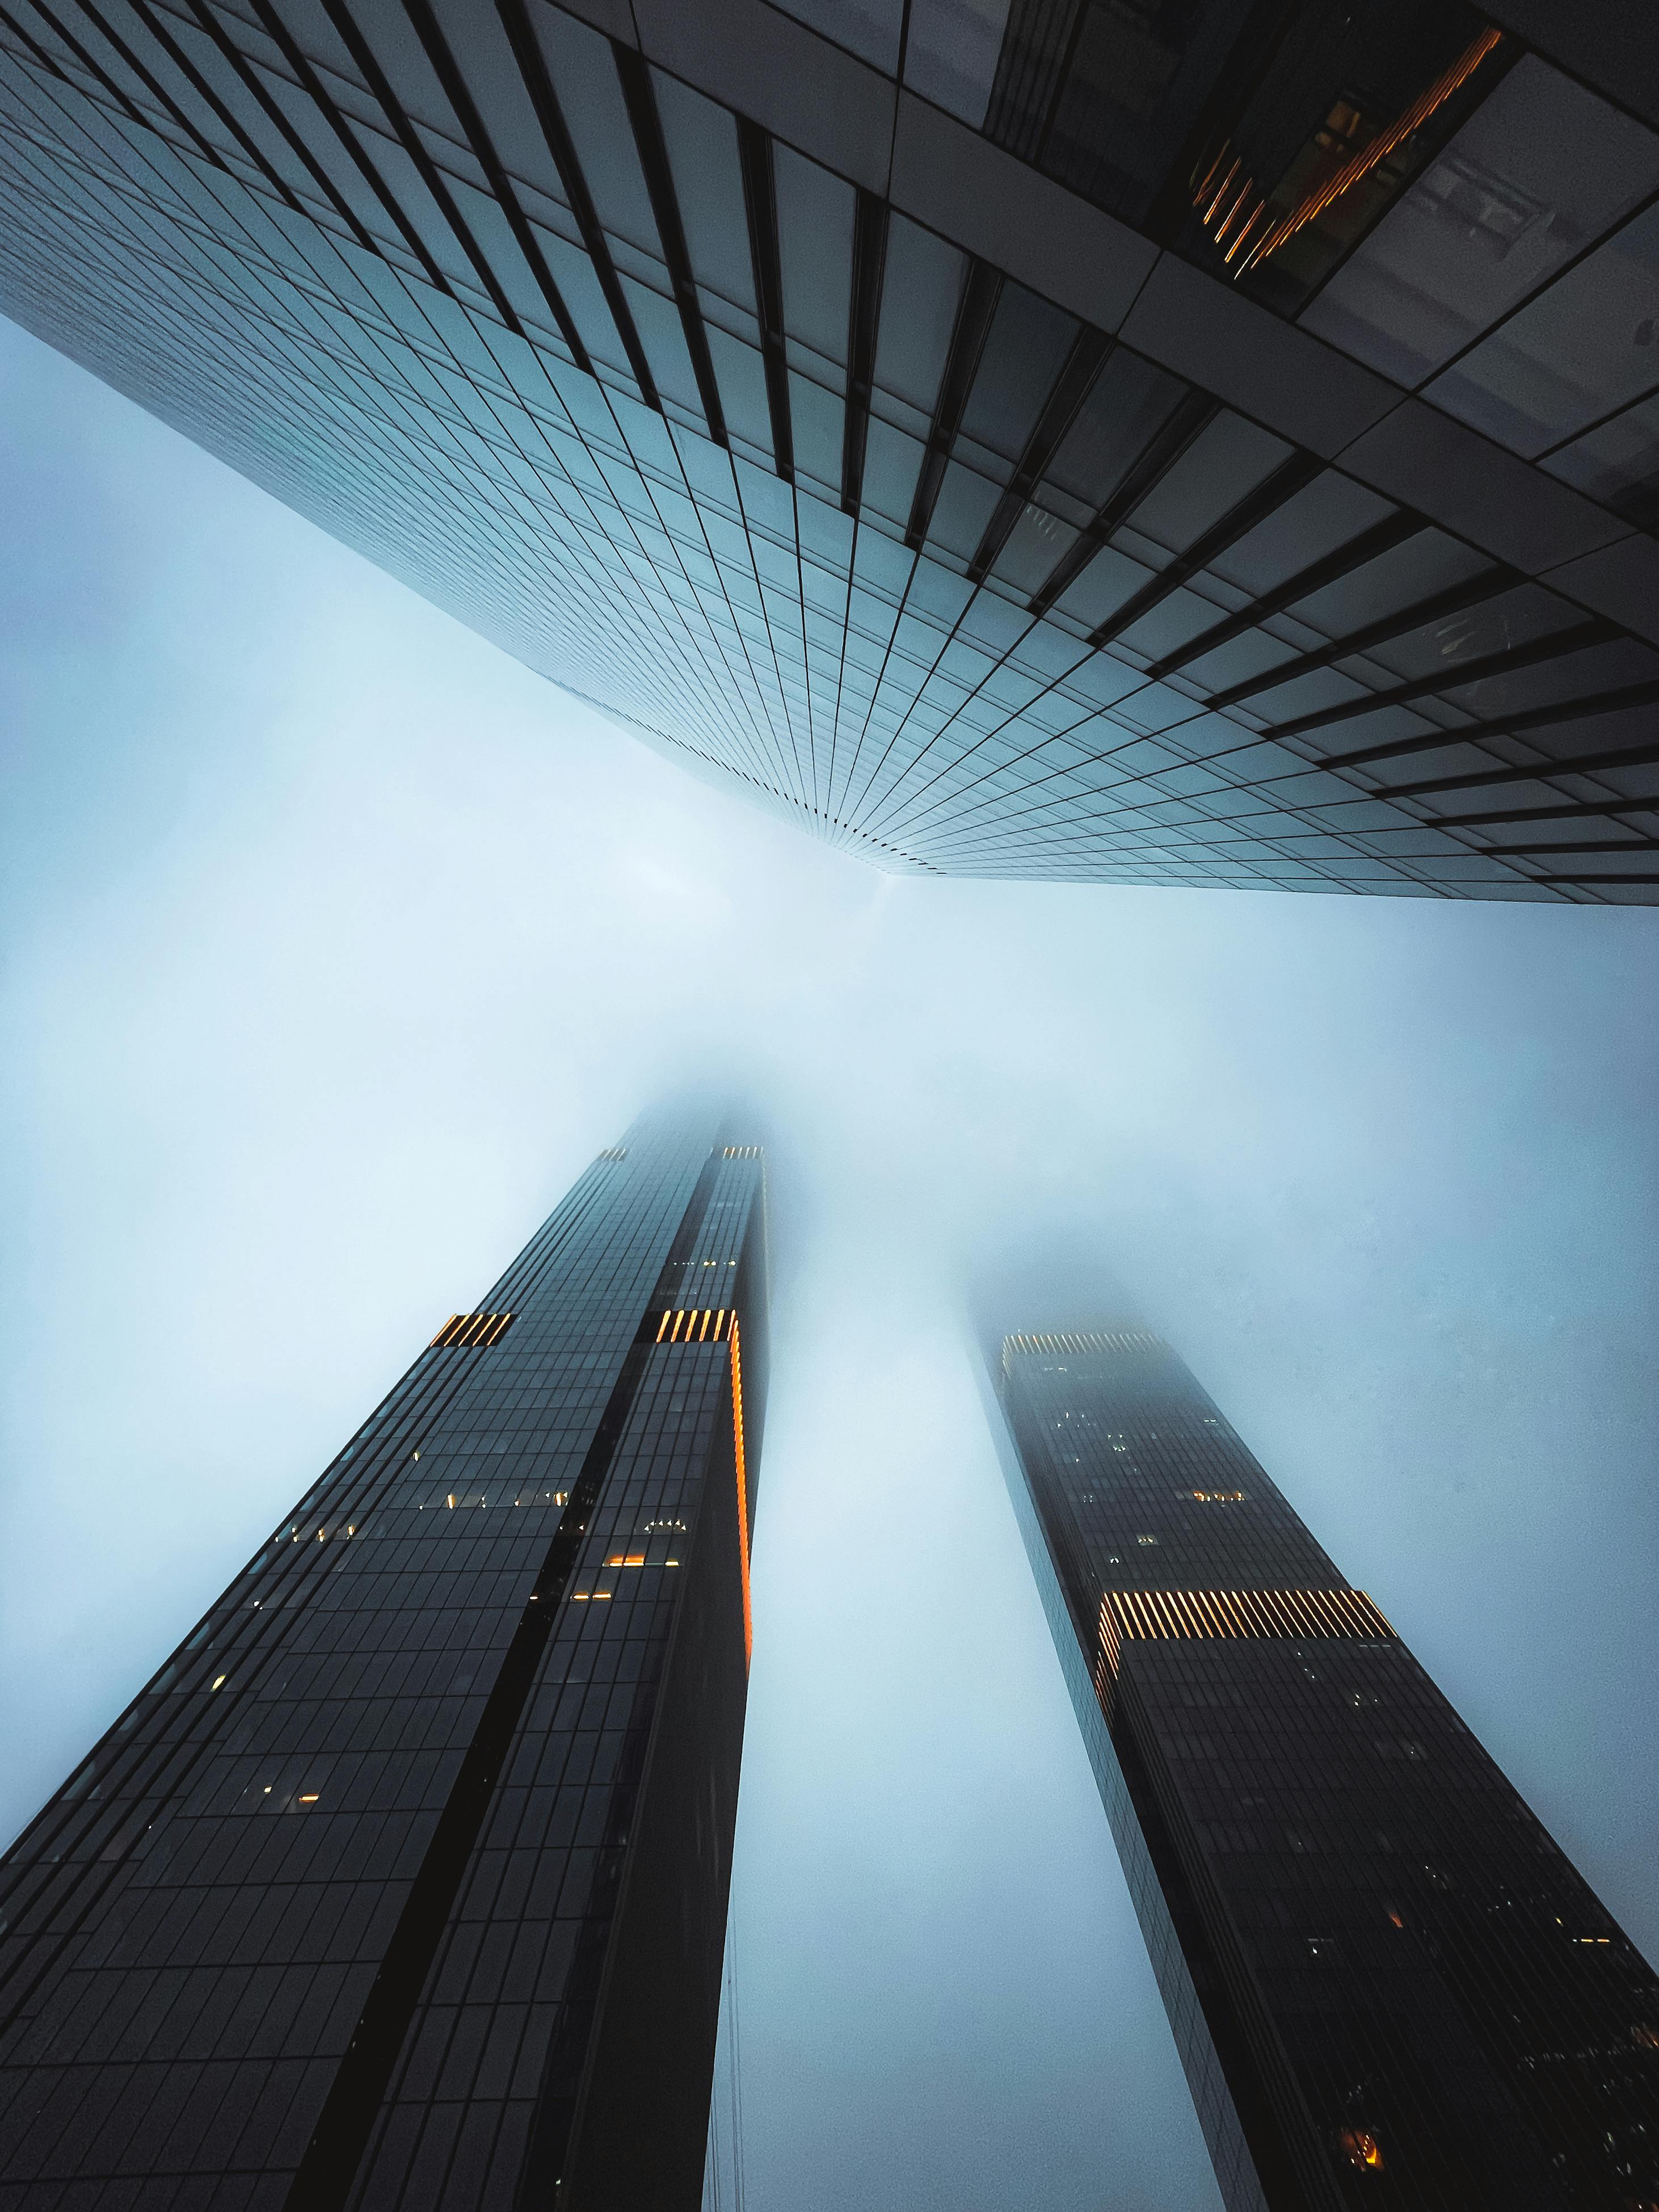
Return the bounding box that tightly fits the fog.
[4,318,1657,2212]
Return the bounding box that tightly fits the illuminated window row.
[1004,1330,1166,1360]
[1098,1586,1396,1683]
[428,1311,515,1349]
[654,1307,733,1343]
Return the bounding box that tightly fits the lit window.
[1136,1534,1160,1546]
[430,1311,515,1349]
[1336,2129,1384,2172]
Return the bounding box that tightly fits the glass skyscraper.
[981,1323,1659,2210]
[1,0,1656,901]
[0,1111,769,2211]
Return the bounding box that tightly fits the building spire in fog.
[0,1112,770,2211]
[982,1323,1659,2210]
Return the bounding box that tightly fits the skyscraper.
[980,1323,1659,2210]
[1,1,1656,900]
[0,1111,769,2211]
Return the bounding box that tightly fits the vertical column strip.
[905,256,1000,550]
[730,1317,752,1668]
[612,42,727,441]
[841,184,885,515]
[396,0,588,365]
[736,116,793,482]
[314,0,526,333]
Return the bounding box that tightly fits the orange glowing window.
[1337,2129,1384,2172]
[298,1793,319,1804]
[731,1317,752,1668]
[607,1554,646,1568]
[430,1311,515,1349]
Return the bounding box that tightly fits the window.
[430,1312,515,1348]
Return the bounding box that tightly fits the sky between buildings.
[2,315,1657,2212]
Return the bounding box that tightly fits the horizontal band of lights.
[429,1312,515,1349]
[723,1145,763,1158]
[655,1307,733,1343]
[1004,1330,1164,1359]
[1098,1586,1395,1684]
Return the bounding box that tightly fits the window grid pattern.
[995,1331,1659,2211]
[0,1113,769,2212]
[0,2,1653,901]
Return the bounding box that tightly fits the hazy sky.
[3,313,1657,2212]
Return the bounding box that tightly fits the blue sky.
[3,314,1657,2212]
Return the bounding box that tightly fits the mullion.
[1144,511,1424,680]
[492,0,664,394]
[968,326,1112,583]
[1026,387,1218,617]
[1087,449,1321,649]
[840,183,885,515]
[1370,727,1659,801]
[396,0,588,373]
[109,0,311,214]
[1469,836,1659,856]
[1265,615,1619,748]
[612,43,725,441]
[316,0,524,332]
[1308,659,1656,772]
[244,0,452,293]
[904,254,1001,547]
[736,115,792,481]
[176,0,374,249]
[1198,560,1516,709]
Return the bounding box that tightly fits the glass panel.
[1289,529,1492,639]
[1345,581,1575,683]
[766,0,903,74]
[1126,412,1289,554]
[925,459,1003,560]
[1207,473,1396,595]
[533,7,659,255]
[651,70,756,316]
[989,0,1260,227]
[957,279,1078,463]
[1428,200,1659,456]
[1300,58,1659,386]
[774,144,855,373]
[1043,348,1189,511]
[871,213,967,416]
[1545,389,1659,532]
[904,0,1013,128]
[992,500,1080,595]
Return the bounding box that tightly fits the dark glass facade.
[0,1111,770,2211]
[981,1324,1659,2211]
[1,0,1656,899]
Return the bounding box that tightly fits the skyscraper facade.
[982,1324,1659,2211]
[0,1112,769,2212]
[1,0,1656,901]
